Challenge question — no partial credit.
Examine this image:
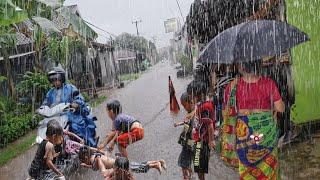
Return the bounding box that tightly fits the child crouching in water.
[174,92,195,180]
[28,120,65,179]
[78,146,166,179]
[98,100,144,158]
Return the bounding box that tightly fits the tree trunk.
[35,46,43,73]
[1,47,15,99]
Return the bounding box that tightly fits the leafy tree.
[178,53,193,71]
[16,71,50,105]
[114,33,157,54]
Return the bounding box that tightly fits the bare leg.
[147,161,162,174]
[159,159,166,170]
[197,173,205,180]
[188,168,193,178]
[182,168,190,180]
[118,146,128,158]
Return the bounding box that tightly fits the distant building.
[114,49,140,75]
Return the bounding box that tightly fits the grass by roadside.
[0,131,36,166]
[119,73,140,82]
[90,95,108,108]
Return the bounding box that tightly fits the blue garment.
[114,113,136,132]
[42,83,97,147]
[43,83,89,116]
[43,83,83,107]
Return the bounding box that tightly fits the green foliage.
[0,76,7,84]
[0,96,17,114]
[91,95,107,108]
[60,36,70,67]
[119,73,140,82]
[178,53,193,71]
[16,71,50,103]
[0,113,40,148]
[46,33,60,63]
[0,0,28,26]
[0,133,36,166]
[114,33,157,54]
[82,92,90,102]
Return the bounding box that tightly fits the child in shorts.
[98,100,144,158]
[174,92,195,180]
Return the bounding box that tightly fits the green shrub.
[82,92,90,102]
[178,53,193,72]
[16,71,50,104]
[0,113,41,148]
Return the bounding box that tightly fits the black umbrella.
[198,20,310,64]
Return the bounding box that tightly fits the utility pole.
[132,19,142,36]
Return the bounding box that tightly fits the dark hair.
[106,100,122,115]
[113,157,134,180]
[180,92,191,103]
[78,146,91,163]
[115,157,130,170]
[46,120,63,137]
[187,80,208,98]
[241,61,262,74]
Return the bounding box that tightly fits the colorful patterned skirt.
[221,111,239,167]
[235,112,279,180]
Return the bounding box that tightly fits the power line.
[83,19,117,38]
[83,19,155,52]
[132,19,142,36]
[175,0,184,23]
[83,19,134,51]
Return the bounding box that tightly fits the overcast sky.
[64,0,194,47]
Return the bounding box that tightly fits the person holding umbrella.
[223,60,284,179]
[196,20,309,179]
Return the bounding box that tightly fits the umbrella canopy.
[198,20,309,64]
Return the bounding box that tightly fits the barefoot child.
[187,81,215,180]
[174,92,195,180]
[28,120,65,179]
[98,100,144,157]
[78,146,166,178]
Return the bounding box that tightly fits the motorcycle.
[34,91,99,179]
[36,91,99,147]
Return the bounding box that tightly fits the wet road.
[69,61,239,180]
[0,62,239,180]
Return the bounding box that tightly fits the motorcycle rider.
[43,67,86,112]
[42,67,97,147]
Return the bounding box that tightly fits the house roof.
[53,5,97,40]
[36,0,62,9]
[32,16,61,34]
[0,32,33,54]
[15,32,33,45]
[91,41,113,51]
[20,17,61,36]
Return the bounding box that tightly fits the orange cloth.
[117,128,144,148]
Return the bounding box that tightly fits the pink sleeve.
[270,80,282,102]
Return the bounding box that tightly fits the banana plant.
[0,0,27,98]
[46,32,60,65]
